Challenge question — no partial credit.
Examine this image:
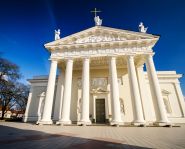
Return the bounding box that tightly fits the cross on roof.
[91,8,101,17]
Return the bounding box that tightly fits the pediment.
[74,34,126,44]
[45,26,159,47]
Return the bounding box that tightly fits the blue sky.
[0,0,185,94]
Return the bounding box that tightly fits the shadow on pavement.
[0,123,152,149]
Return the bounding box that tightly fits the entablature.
[50,47,153,60]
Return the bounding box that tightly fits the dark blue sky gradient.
[0,0,185,94]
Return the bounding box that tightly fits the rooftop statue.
[94,16,102,26]
[139,22,148,33]
[55,29,60,40]
[91,8,102,26]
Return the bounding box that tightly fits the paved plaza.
[0,122,185,149]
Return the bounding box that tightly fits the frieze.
[77,77,123,88]
[51,47,152,59]
[77,78,107,88]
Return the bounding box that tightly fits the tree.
[0,57,29,119]
[0,57,20,81]
[13,83,29,111]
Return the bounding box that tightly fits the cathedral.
[23,15,185,126]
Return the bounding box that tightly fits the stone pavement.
[0,122,185,149]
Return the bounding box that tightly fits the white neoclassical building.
[23,16,185,126]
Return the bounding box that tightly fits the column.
[109,57,123,126]
[145,54,170,126]
[78,58,91,125]
[136,65,156,122]
[107,76,112,121]
[38,59,58,124]
[54,69,65,121]
[127,55,145,125]
[58,59,73,125]
[173,82,185,117]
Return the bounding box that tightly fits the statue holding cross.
[91,8,102,26]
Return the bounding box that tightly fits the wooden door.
[96,99,106,123]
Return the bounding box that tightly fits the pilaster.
[173,82,185,117]
[23,87,33,122]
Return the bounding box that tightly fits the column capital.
[144,52,155,58]
[81,56,90,59]
[173,81,180,85]
[126,54,136,60]
[49,58,58,62]
[81,57,90,62]
[138,64,144,69]
[126,55,135,62]
[64,58,74,63]
[38,92,46,98]
[108,56,117,60]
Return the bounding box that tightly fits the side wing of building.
[23,71,185,124]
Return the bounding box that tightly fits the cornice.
[144,71,182,79]
[45,38,158,51]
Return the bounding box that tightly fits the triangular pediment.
[45,26,159,47]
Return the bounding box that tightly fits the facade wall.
[120,73,134,122]
[160,83,182,117]
[136,67,156,122]
[26,85,47,121]
[24,71,185,124]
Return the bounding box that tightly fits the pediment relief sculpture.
[77,78,108,88]
[162,89,171,95]
[91,87,108,94]
[74,35,127,44]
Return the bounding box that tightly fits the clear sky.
[0,0,185,94]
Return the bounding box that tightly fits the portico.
[37,25,170,126]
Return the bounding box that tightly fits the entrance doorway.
[96,98,106,123]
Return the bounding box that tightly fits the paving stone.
[0,122,185,149]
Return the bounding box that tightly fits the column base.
[37,119,53,125]
[153,121,172,127]
[77,120,92,126]
[132,121,146,127]
[22,116,28,122]
[56,120,71,125]
[110,120,124,126]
